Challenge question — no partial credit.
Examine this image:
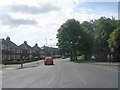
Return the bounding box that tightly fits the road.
[2,58,119,88]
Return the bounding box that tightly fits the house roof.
[42,45,59,51]
[1,39,7,45]
[5,37,19,49]
[33,43,42,51]
[19,41,33,50]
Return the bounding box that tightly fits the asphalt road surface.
[2,58,119,88]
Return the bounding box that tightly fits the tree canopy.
[57,19,88,60]
[57,17,120,62]
[108,28,120,49]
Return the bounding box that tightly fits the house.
[42,45,59,57]
[0,37,21,62]
[5,37,21,61]
[19,41,35,61]
[33,43,45,60]
[0,39,2,63]
[0,37,60,63]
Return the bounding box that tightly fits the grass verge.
[0,64,8,70]
[73,60,89,63]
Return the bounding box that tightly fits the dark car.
[44,57,54,65]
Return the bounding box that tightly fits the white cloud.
[0,0,118,48]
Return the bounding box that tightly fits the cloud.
[5,3,60,14]
[0,1,118,47]
[1,13,37,26]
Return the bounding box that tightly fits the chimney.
[24,41,27,44]
[35,43,38,47]
[6,37,10,41]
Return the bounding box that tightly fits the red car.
[44,57,54,65]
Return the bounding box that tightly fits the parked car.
[44,57,54,65]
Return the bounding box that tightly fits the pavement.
[1,60,44,70]
[2,58,119,88]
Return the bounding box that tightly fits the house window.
[2,44,7,50]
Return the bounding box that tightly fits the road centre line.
[72,68,87,86]
[47,75,55,85]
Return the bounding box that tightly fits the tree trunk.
[21,61,23,68]
[70,51,73,61]
[21,63,23,68]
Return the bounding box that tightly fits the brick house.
[0,37,60,63]
[0,37,21,62]
[19,41,35,61]
[42,45,59,57]
[0,39,2,63]
[33,43,45,60]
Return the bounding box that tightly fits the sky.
[0,0,119,48]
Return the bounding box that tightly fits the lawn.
[0,64,8,70]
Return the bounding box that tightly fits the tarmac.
[0,60,119,71]
[91,62,119,66]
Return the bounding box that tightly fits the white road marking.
[94,64,119,72]
[82,80,87,85]
[106,67,119,72]
[72,68,87,86]
[47,75,55,85]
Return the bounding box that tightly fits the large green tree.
[57,17,119,62]
[93,17,117,61]
[80,21,94,59]
[57,19,85,61]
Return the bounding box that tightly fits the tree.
[93,17,117,61]
[80,21,94,59]
[108,27,120,51]
[57,19,84,61]
[107,27,120,61]
[57,17,119,62]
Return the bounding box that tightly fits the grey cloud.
[1,13,37,26]
[6,3,60,14]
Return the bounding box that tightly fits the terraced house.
[0,37,44,63]
[19,41,35,61]
[42,45,60,57]
[33,43,45,60]
[0,37,60,64]
[0,37,21,62]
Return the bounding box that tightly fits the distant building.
[42,45,59,57]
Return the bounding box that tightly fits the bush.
[77,55,85,60]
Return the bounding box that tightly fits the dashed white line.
[47,75,55,85]
[82,80,87,85]
[94,64,119,72]
[106,67,119,72]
